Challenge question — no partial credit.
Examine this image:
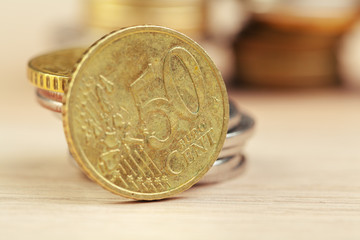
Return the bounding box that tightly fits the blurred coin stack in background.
[339,17,360,89]
[87,0,206,39]
[234,0,360,88]
[54,0,247,84]
[55,0,208,51]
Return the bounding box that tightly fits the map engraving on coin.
[63,26,229,200]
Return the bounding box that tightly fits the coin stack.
[55,0,207,48]
[28,48,254,184]
[86,0,206,39]
[84,0,240,83]
[27,27,255,200]
[55,0,246,84]
[234,0,360,88]
[338,20,360,89]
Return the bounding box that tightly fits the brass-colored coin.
[63,25,229,200]
[27,48,85,92]
[88,0,206,36]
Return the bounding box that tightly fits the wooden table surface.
[1,88,359,239]
[1,1,360,239]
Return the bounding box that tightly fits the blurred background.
[3,0,360,99]
[2,0,360,154]
[8,0,360,89]
[1,1,360,239]
[4,0,360,90]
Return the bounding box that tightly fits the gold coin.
[27,48,85,92]
[88,0,206,36]
[63,25,229,200]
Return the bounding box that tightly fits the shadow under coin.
[108,196,185,205]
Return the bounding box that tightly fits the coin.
[35,88,252,159]
[87,0,206,37]
[35,87,251,152]
[234,21,339,87]
[63,25,229,200]
[228,99,241,131]
[28,48,85,92]
[68,152,247,186]
[199,154,246,184]
[36,89,62,113]
[35,87,242,131]
[37,88,63,102]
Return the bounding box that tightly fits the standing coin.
[63,25,229,200]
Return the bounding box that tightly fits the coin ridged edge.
[27,48,86,93]
[63,25,229,200]
[27,63,68,93]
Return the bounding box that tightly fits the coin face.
[63,26,229,200]
[28,48,85,92]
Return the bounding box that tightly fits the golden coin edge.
[27,48,86,92]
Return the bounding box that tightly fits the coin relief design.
[63,26,229,200]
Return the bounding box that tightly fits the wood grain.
[1,88,360,240]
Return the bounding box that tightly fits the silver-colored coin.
[229,99,242,131]
[222,112,255,149]
[200,154,246,184]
